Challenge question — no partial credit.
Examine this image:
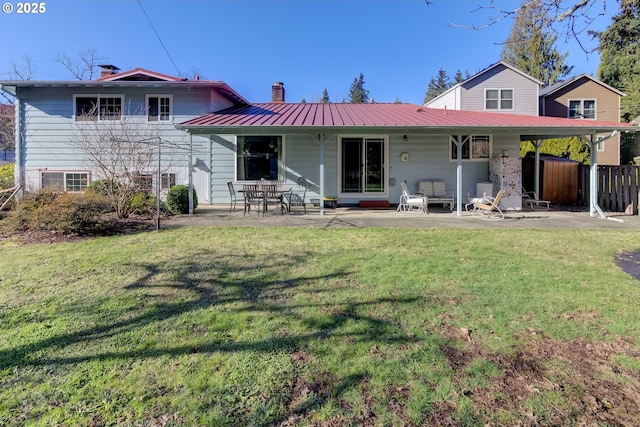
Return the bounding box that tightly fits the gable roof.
[539,74,625,97]
[96,67,183,82]
[177,102,635,137]
[425,61,543,106]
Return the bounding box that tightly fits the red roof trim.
[96,67,182,82]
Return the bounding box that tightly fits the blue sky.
[0,0,616,104]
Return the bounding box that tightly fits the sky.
[0,0,618,105]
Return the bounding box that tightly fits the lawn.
[1,227,639,426]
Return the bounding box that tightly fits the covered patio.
[176,103,637,219]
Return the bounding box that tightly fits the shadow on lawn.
[0,248,418,391]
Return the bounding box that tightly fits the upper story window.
[485,89,513,110]
[147,95,172,122]
[74,95,123,121]
[569,100,596,119]
[236,136,282,181]
[450,135,491,161]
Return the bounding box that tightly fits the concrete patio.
[165,204,640,230]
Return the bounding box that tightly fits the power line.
[137,0,181,76]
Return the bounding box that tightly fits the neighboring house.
[424,61,542,116]
[0,66,248,202]
[1,67,635,217]
[539,74,625,165]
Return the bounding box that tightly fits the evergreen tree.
[423,68,450,103]
[348,73,369,103]
[595,0,640,163]
[501,0,572,86]
[320,88,330,103]
[453,69,465,84]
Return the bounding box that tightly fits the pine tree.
[501,0,572,86]
[320,88,330,103]
[595,0,640,162]
[453,69,466,84]
[348,73,369,103]
[423,68,451,103]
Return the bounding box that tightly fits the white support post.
[188,133,194,214]
[450,135,464,217]
[319,134,325,216]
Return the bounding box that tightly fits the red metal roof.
[178,103,636,133]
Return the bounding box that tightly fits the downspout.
[7,87,24,193]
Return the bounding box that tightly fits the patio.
[166,204,640,230]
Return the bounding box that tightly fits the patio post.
[450,135,464,217]
[319,134,325,216]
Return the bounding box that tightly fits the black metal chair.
[227,182,239,212]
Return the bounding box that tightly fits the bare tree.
[0,55,35,153]
[71,105,174,218]
[55,47,108,80]
[446,0,608,53]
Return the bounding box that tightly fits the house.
[0,66,248,203]
[539,74,625,165]
[0,103,15,163]
[1,68,636,219]
[424,61,542,116]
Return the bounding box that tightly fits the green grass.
[1,227,639,425]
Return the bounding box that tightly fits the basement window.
[41,172,89,192]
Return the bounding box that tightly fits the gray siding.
[460,65,539,115]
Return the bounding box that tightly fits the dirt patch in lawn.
[435,324,640,425]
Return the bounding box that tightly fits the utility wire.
[137,0,181,76]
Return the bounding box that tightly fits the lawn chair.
[397,180,427,213]
[227,182,239,212]
[242,184,262,216]
[522,187,550,211]
[284,177,307,214]
[472,189,505,220]
[262,183,285,215]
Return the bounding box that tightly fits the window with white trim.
[485,89,513,110]
[147,95,172,122]
[450,135,492,161]
[236,136,282,181]
[568,100,596,119]
[41,172,89,192]
[74,95,123,121]
[161,173,176,189]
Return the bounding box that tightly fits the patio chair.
[522,187,550,211]
[242,184,262,216]
[397,180,427,213]
[471,189,505,220]
[262,183,285,215]
[227,182,239,212]
[284,177,307,214]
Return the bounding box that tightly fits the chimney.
[272,82,285,103]
[98,64,120,79]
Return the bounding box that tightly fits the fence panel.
[580,165,640,214]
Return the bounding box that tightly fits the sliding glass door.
[340,137,386,195]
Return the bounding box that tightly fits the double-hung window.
[147,95,172,122]
[450,135,491,161]
[236,136,282,181]
[74,95,123,121]
[41,172,89,192]
[485,89,513,111]
[568,100,596,119]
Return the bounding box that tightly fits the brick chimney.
[98,64,120,79]
[271,82,285,103]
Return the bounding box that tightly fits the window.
[450,135,491,161]
[147,95,172,122]
[41,172,88,192]
[236,136,282,181]
[74,95,123,121]
[569,99,596,119]
[485,89,513,110]
[161,173,176,189]
[134,174,154,192]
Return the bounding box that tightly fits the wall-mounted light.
[403,135,408,142]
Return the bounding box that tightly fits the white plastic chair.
[397,180,427,213]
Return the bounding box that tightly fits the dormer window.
[485,89,513,111]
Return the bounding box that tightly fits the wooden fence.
[578,165,640,214]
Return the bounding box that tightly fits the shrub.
[165,185,198,215]
[0,189,113,235]
[130,191,161,218]
[0,164,14,189]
